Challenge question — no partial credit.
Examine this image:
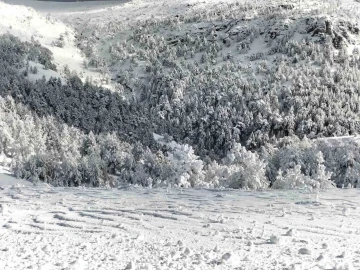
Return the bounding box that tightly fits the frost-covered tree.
[272,165,314,190]
[220,144,269,189]
[313,151,334,189]
[154,134,204,187]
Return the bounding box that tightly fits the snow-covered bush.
[221,144,269,189]
[272,164,331,190]
[269,139,338,189]
[51,34,65,48]
[154,134,205,188]
[117,147,171,187]
[317,139,360,188]
[167,143,205,188]
[205,144,269,189]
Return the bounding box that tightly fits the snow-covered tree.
[154,134,204,187]
[272,165,313,190]
[313,151,334,189]
[220,144,269,189]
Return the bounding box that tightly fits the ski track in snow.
[1,183,360,269]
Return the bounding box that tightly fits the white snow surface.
[0,180,360,270]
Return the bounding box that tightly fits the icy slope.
[0,185,359,270]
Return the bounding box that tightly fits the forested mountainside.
[1,0,360,189]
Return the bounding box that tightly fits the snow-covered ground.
[0,175,359,269]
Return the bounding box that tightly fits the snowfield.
[1,178,360,270]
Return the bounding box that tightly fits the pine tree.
[313,151,333,189]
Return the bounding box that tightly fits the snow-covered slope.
[0,185,359,269]
[7,0,359,93]
[0,1,103,85]
[3,0,360,92]
[0,0,276,90]
[0,173,30,187]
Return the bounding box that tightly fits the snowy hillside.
[3,0,360,87]
[0,1,110,87]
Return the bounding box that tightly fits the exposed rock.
[325,20,333,36]
[298,248,311,255]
